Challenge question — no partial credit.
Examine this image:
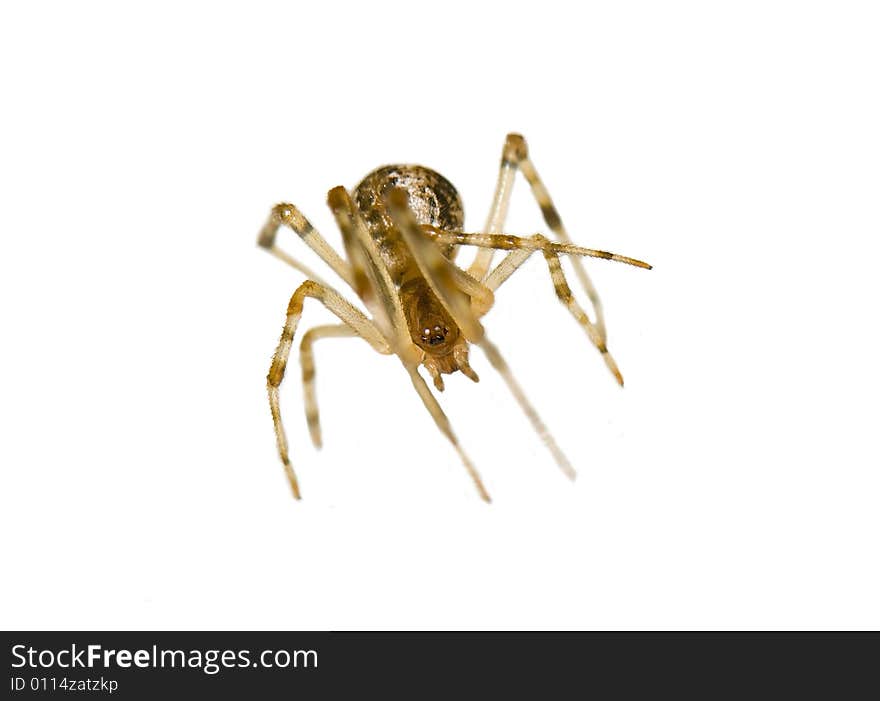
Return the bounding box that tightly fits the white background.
[1,2,878,630]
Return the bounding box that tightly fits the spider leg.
[468,133,614,344]
[478,236,626,385]
[326,187,414,361]
[483,247,533,292]
[405,364,491,502]
[414,226,497,316]
[268,281,389,499]
[542,244,624,385]
[389,191,576,481]
[300,324,391,449]
[424,229,651,269]
[326,187,490,501]
[424,226,648,385]
[478,337,576,479]
[468,138,518,281]
[258,203,357,290]
[426,230,651,387]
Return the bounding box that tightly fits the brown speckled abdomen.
[353,165,464,283]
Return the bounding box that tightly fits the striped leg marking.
[267,281,389,499]
[258,203,356,290]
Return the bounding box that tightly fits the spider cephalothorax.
[258,133,651,501]
[397,276,477,389]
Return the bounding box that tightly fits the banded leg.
[468,138,518,280]
[327,187,490,501]
[258,203,356,290]
[424,228,652,270]
[300,324,391,449]
[424,226,646,383]
[542,246,624,385]
[469,133,613,343]
[389,192,576,481]
[267,281,389,499]
[481,235,626,385]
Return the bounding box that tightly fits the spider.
[257,133,651,502]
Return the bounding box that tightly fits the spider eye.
[421,324,448,346]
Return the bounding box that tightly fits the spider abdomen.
[353,165,464,282]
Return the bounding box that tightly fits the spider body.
[352,165,475,381]
[258,133,651,502]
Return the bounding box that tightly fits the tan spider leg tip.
[542,427,576,480]
[475,480,492,503]
[283,462,302,500]
[308,425,323,450]
[604,355,624,387]
[454,444,492,503]
[560,460,577,482]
